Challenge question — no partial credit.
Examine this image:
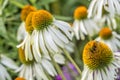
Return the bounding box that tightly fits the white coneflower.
[17,10,73,62]
[81,41,120,80]
[73,6,100,40]
[17,5,36,42]
[16,47,65,80]
[0,54,18,80]
[88,0,120,19]
[96,27,120,51]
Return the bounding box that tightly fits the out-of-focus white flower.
[81,41,120,80]
[73,6,100,40]
[16,47,65,80]
[0,54,18,80]
[17,22,27,42]
[96,27,120,51]
[95,14,117,30]
[88,0,120,19]
[17,5,37,42]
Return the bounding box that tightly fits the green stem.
[49,53,66,80]
[63,49,82,75]
[44,70,52,80]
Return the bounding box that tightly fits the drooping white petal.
[50,26,69,43]
[39,31,49,56]
[41,59,57,76]
[48,27,65,48]
[1,54,18,70]
[34,63,48,80]
[54,54,65,64]
[44,28,59,53]
[54,20,72,40]
[73,20,80,40]
[17,22,27,42]
[0,64,11,80]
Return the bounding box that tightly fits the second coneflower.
[81,40,120,80]
[16,47,65,80]
[73,6,100,40]
[96,27,120,52]
[17,5,37,42]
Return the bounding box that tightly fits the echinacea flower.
[0,54,18,80]
[96,27,120,51]
[17,5,36,42]
[81,41,120,80]
[73,6,100,40]
[16,47,65,80]
[88,0,120,19]
[17,10,73,62]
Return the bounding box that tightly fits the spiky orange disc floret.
[83,41,113,70]
[15,77,25,80]
[32,10,53,30]
[21,5,37,21]
[74,6,88,20]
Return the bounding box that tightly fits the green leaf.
[0,17,7,38]
[37,0,56,5]
[10,0,24,8]
[54,15,72,21]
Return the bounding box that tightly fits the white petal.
[48,27,65,48]
[0,64,12,80]
[73,20,80,40]
[1,54,18,70]
[54,20,72,40]
[50,27,69,43]
[34,63,48,80]
[44,28,59,53]
[54,54,65,64]
[39,31,49,56]
[42,59,57,76]
[17,22,27,42]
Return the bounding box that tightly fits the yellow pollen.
[74,6,88,20]
[25,12,35,34]
[18,47,34,64]
[99,27,112,40]
[83,41,113,70]
[21,5,37,21]
[15,77,25,80]
[32,10,53,30]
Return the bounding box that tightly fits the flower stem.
[63,49,82,75]
[49,53,66,80]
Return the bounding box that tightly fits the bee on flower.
[0,54,18,80]
[81,41,120,80]
[72,6,100,40]
[96,27,120,52]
